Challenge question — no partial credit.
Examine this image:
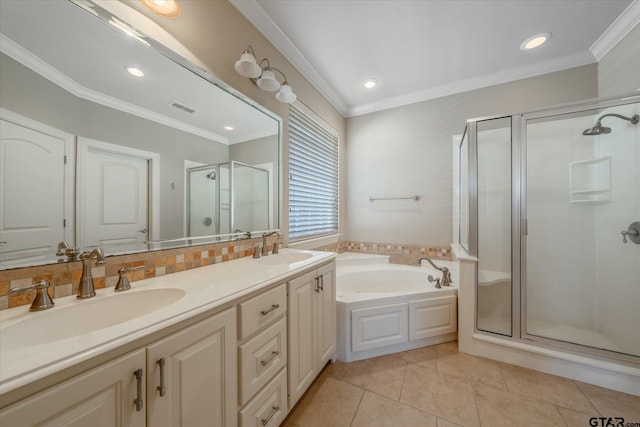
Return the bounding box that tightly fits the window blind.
[288,103,339,240]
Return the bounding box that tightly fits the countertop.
[0,249,335,397]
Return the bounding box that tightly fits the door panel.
[0,119,66,266]
[78,139,149,251]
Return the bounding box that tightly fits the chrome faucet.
[261,231,281,256]
[77,248,106,299]
[8,280,55,311]
[56,241,80,262]
[418,256,452,287]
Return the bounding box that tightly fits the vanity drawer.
[239,283,286,340]
[239,317,287,405]
[239,368,287,427]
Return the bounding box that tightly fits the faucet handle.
[253,244,261,259]
[272,242,281,254]
[427,275,441,289]
[9,280,55,311]
[115,266,145,292]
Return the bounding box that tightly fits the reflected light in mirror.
[126,66,145,77]
[140,0,181,18]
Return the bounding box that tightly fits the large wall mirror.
[0,0,281,269]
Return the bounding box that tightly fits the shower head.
[582,121,611,136]
[206,170,216,180]
[582,113,639,136]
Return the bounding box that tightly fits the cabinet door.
[316,263,336,368]
[146,307,237,427]
[287,270,317,408]
[0,349,145,427]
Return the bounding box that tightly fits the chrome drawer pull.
[260,350,280,366]
[261,406,279,426]
[156,357,166,397]
[260,304,279,316]
[133,369,144,411]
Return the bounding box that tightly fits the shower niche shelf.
[569,156,611,204]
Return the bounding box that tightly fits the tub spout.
[418,257,452,286]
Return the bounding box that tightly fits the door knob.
[138,228,148,234]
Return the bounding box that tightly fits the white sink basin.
[257,252,313,265]
[0,288,185,348]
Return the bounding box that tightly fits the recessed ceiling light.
[363,78,378,89]
[224,126,234,131]
[140,0,181,18]
[520,33,552,51]
[126,67,145,77]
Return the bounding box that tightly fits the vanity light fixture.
[234,45,297,104]
[126,66,145,77]
[520,32,552,50]
[140,0,181,18]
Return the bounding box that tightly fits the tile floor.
[281,342,640,427]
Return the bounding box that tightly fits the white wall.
[598,24,640,98]
[346,65,598,246]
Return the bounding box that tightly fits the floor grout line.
[349,384,366,427]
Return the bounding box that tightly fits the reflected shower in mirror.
[0,0,280,269]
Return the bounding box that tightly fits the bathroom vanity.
[0,249,336,426]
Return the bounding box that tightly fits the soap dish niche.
[569,156,611,204]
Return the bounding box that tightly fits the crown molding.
[346,51,597,117]
[0,34,230,144]
[229,0,349,116]
[228,128,278,145]
[590,0,640,61]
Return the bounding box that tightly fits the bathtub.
[336,253,458,362]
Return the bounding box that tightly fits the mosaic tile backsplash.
[1,238,451,310]
[0,236,277,310]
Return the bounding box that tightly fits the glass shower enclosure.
[187,161,271,239]
[459,94,639,359]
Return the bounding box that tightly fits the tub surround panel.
[310,240,452,265]
[0,236,279,310]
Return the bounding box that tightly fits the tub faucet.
[261,231,281,256]
[77,248,106,299]
[418,257,452,287]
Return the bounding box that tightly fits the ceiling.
[231,0,639,117]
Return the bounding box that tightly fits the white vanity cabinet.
[287,262,336,408]
[146,307,237,427]
[0,349,146,427]
[237,283,288,427]
[0,307,237,427]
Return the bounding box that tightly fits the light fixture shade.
[257,69,281,91]
[276,84,297,103]
[234,52,261,78]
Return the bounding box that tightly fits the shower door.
[187,165,220,237]
[523,100,640,357]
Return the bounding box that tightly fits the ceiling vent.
[170,101,196,114]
